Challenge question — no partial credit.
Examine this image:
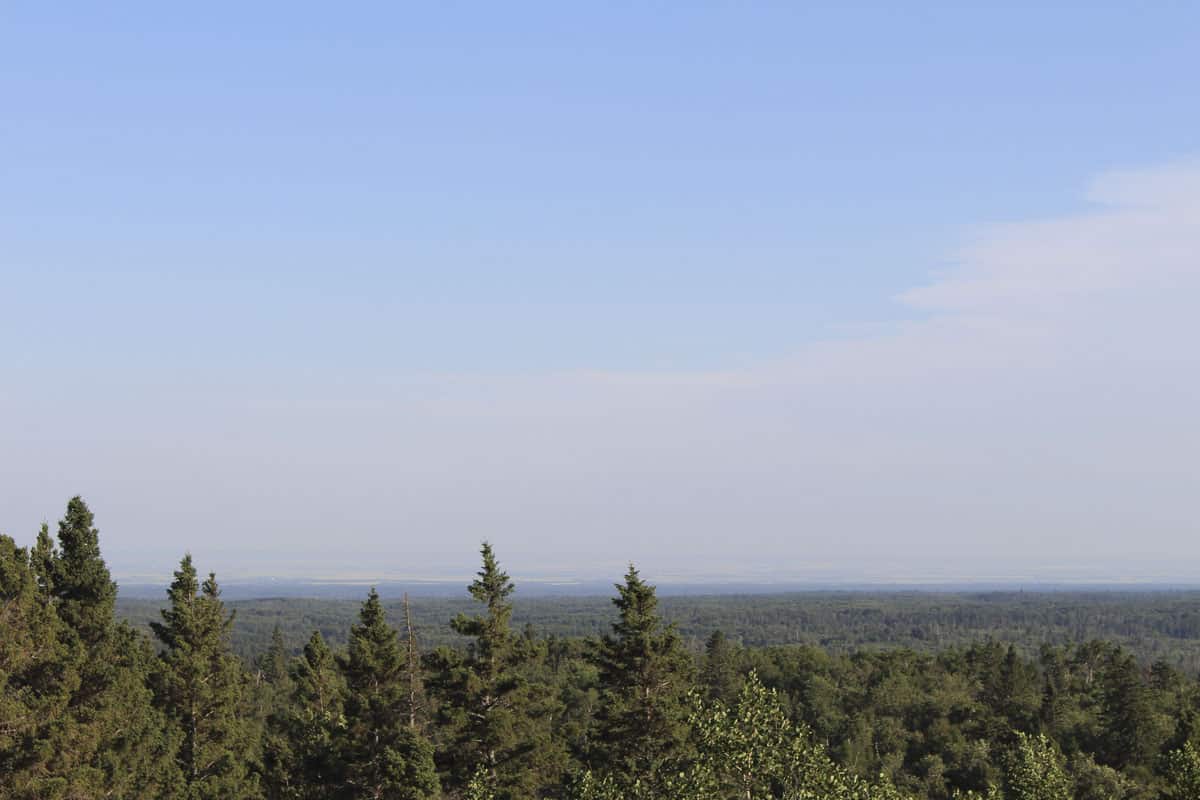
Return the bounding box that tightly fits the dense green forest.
[4,498,1200,799]
[115,591,1200,671]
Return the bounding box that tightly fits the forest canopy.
[3,498,1200,799]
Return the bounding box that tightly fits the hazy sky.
[3,4,1198,582]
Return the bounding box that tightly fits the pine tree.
[30,523,56,597]
[701,630,743,704]
[259,626,296,800]
[51,497,183,797]
[2,503,182,800]
[339,588,439,800]
[260,626,291,687]
[0,533,74,799]
[54,496,116,648]
[433,542,565,799]
[590,564,694,789]
[152,555,260,800]
[1100,652,1162,770]
[280,630,346,799]
[87,625,186,799]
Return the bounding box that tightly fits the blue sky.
[3,3,1199,581]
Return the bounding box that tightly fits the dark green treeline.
[3,498,1200,800]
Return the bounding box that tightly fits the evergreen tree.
[87,625,186,799]
[339,588,439,800]
[54,496,116,647]
[701,630,743,704]
[55,497,182,797]
[259,626,296,800]
[152,555,260,800]
[282,630,347,799]
[30,523,56,597]
[590,564,694,789]
[259,626,291,687]
[0,533,74,799]
[433,542,565,799]
[1099,652,1163,770]
[2,503,182,800]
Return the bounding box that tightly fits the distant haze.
[2,5,1198,585]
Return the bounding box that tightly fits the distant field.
[117,590,1200,671]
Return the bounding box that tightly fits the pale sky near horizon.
[2,4,1199,583]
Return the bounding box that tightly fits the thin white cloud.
[3,160,1198,580]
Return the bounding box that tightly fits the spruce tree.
[1100,652,1162,771]
[54,496,116,647]
[0,533,74,799]
[701,630,743,704]
[283,630,347,799]
[152,555,260,799]
[258,626,295,800]
[30,523,56,597]
[2,503,182,800]
[51,497,180,797]
[260,626,291,687]
[338,588,439,800]
[433,542,564,799]
[590,564,694,788]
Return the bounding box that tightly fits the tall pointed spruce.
[434,542,564,799]
[0,533,75,798]
[283,630,347,799]
[339,588,439,800]
[31,498,184,799]
[591,564,694,787]
[152,555,259,800]
[701,629,743,704]
[54,496,117,647]
[258,626,296,800]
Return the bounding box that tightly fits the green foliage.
[339,588,439,800]
[569,673,914,799]
[54,496,117,647]
[8,499,1200,799]
[117,589,1200,670]
[1161,742,1200,800]
[684,672,913,800]
[261,628,347,800]
[591,565,695,790]
[701,630,743,704]
[152,555,260,799]
[432,542,565,799]
[1065,752,1141,800]
[0,532,73,799]
[1002,733,1072,800]
[2,499,182,800]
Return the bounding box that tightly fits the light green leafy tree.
[569,671,912,800]
[1162,742,1200,800]
[1002,732,1072,800]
